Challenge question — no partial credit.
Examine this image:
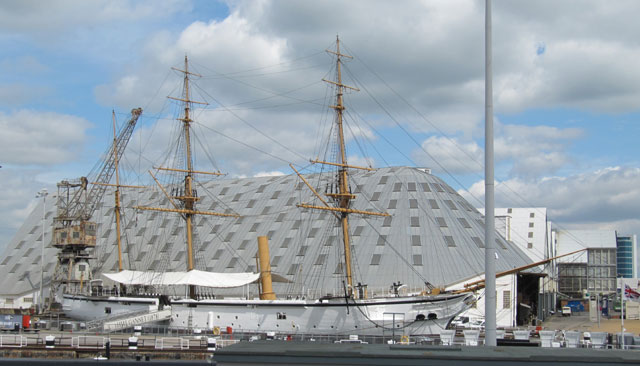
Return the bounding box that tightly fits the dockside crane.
[47,108,142,310]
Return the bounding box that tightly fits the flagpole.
[621,281,625,349]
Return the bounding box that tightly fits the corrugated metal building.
[0,166,532,306]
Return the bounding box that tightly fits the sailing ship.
[61,39,476,335]
[166,38,474,336]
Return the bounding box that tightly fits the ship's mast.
[174,55,205,297]
[135,55,238,299]
[178,55,198,272]
[333,37,356,290]
[295,37,388,297]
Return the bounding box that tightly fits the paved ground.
[542,312,640,334]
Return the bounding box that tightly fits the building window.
[527,242,533,249]
[370,254,382,265]
[308,227,319,238]
[410,217,420,227]
[227,257,238,268]
[503,290,511,309]
[435,217,447,227]
[431,183,445,192]
[412,255,423,266]
[271,256,282,267]
[444,236,456,247]
[281,237,291,248]
[471,237,484,248]
[411,235,421,246]
[528,232,533,238]
[297,246,308,256]
[288,264,300,276]
[444,200,457,210]
[530,212,535,218]
[507,208,512,213]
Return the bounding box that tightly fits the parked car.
[450,316,470,328]
[562,306,572,317]
[468,319,485,330]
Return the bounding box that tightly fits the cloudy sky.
[1,0,639,251]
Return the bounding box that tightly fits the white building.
[553,229,617,298]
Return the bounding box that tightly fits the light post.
[36,188,48,313]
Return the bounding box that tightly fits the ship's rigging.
[294,36,390,298]
[134,55,239,299]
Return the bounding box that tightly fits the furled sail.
[102,269,260,288]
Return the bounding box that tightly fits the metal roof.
[0,166,532,297]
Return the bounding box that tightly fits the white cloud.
[414,136,482,175]
[0,84,52,107]
[461,166,640,234]
[413,123,583,179]
[92,0,640,184]
[253,171,285,178]
[495,124,584,179]
[0,0,189,35]
[0,110,91,165]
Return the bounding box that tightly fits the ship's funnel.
[257,236,276,300]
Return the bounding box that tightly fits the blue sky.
[1,0,640,250]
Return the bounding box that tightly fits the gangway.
[85,309,171,332]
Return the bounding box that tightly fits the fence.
[71,336,110,349]
[0,335,27,348]
[154,337,189,350]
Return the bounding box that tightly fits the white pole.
[484,0,497,347]
[621,279,625,349]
